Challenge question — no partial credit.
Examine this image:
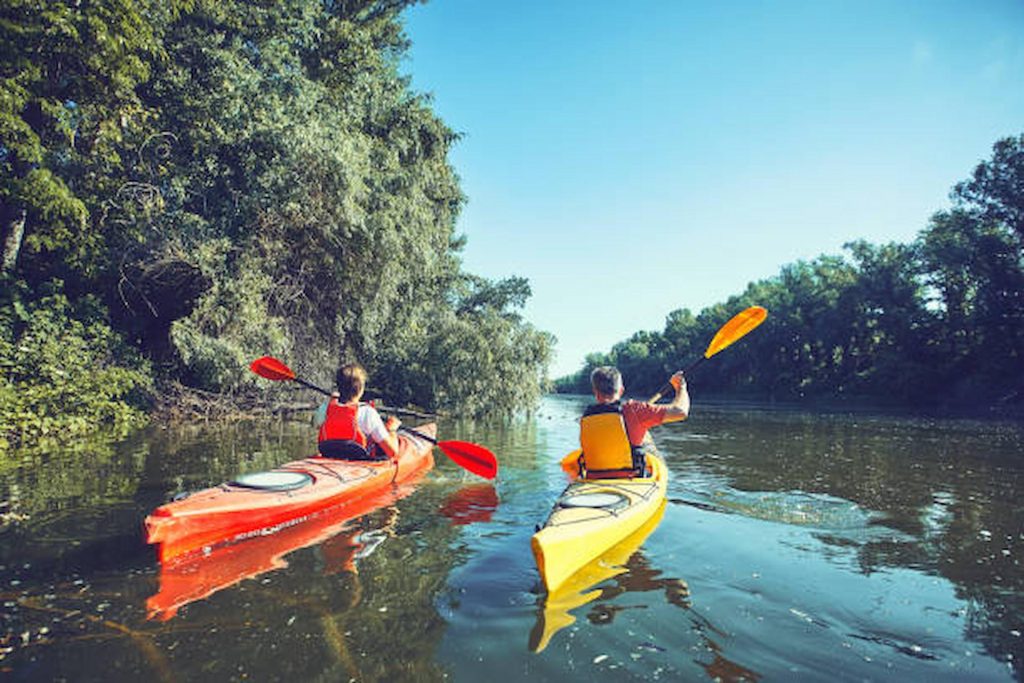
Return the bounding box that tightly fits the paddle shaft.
[295,377,332,395]
[648,306,767,403]
[268,372,441,442]
[400,425,440,445]
[287,377,436,419]
[649,357,705,404]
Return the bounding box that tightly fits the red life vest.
[318,401,368,447]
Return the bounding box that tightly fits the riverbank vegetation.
[556,135,1024,413]
[0,0,553,450]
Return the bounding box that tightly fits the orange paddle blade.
[250,356,296,381]
[704,306,767,359]
[559,449,582,475]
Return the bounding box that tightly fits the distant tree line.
[556,135,1024,411]
[0,0,552,449]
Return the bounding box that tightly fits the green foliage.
[0,0,174,281]
[0,282,152,451]
[372,275,553,417]
[953,134,1024,241]
[2,0,554,447]
[169,242,291,390]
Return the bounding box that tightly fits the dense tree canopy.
[556,135,1024,412]
[1,0,552,449]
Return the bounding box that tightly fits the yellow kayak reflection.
[529,500,671,652]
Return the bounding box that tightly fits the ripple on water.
[676,475,886,533]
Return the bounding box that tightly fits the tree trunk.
[2,207,26,276]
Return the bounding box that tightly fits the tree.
[0,0,172,280]
[953,134,1024,243]
[918,209,1024,400]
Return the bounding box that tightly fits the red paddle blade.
[438,440,499,480]
[249,356,296,381]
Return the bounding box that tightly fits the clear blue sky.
[402,0,1024,378]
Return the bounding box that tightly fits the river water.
[1,395,1022,681]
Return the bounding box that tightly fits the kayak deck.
[145,424,436,564]
[531,449,668,592]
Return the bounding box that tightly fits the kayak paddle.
[648,305,768,403]
[249,356,498,479]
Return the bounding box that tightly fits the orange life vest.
[578,402,645,478]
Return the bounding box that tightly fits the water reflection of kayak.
[531,447,669,594]
[438,483,498,526]
[144,424,436,564]
[530,500,668,652]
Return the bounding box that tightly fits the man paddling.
[314,363,401,461]
[577,366,689,478]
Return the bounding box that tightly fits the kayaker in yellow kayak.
[577,366,689,479]
[314,363,402,461]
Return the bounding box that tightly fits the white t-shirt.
[314,401,390,444]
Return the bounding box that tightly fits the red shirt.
[622,400,672,445]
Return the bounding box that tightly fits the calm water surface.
[1,395,1022,681]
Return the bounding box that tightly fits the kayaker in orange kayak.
[314,362,401,461]
[576,366,689,479]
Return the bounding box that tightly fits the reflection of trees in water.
[670,407,1024,677]
[695,626,763,683]
[0,420,318,574]
[0,419,313,528]
[1,588,178,682]
[449,413,541,471]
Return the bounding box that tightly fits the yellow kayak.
[531,446,668,593]
[529,500,667,652]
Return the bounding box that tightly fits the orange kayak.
[145,424,436,564]
[147,468,430,620]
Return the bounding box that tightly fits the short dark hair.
[590,366,622,398]
[336,363,367,402]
